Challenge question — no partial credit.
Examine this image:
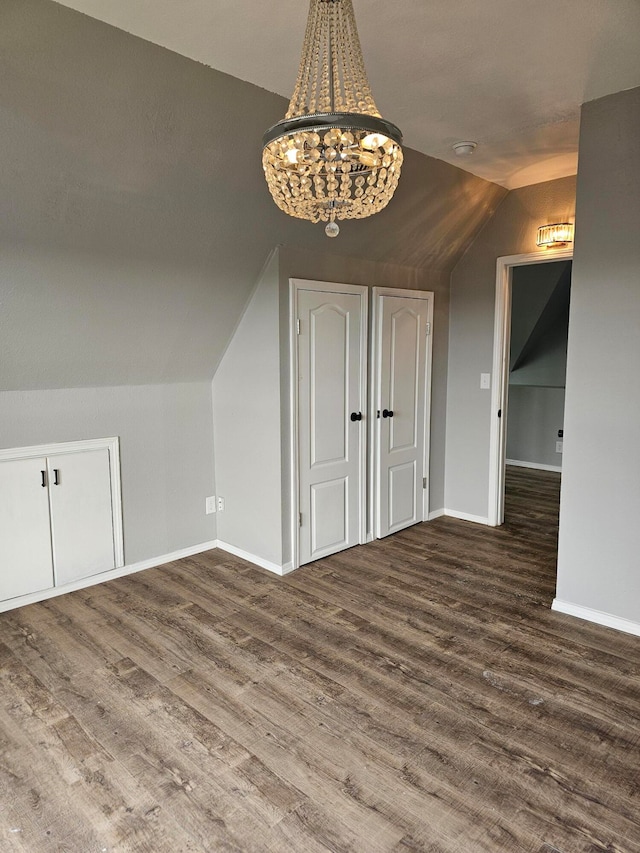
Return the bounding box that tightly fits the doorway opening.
[488,249,573,527]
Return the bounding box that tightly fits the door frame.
[289,278,369,570]
[487,249,573,526]
[370,287,434,538]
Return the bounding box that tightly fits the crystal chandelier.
[262,0,403,237]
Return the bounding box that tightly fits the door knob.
[382,409,394,418]
[350,411,362,422]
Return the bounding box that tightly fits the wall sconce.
[536,223,574,248]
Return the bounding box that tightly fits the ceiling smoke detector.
[452,141,477,156]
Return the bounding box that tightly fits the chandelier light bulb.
[262,0,403,237]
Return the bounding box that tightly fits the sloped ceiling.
[509,262,570,367]
[510,261,571,387]
[0,0,505,391]
[49,0,640,188]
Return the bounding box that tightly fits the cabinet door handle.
[350,411,362,422]
[41,470,47,488]
[382,408,394,418]
[53,469,60,486]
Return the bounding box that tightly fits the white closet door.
[0,458,54,600]
[375,291,432,538]
[48,449,115,585]
[297,286,366,565]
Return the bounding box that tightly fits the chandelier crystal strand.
[263,0,403,236]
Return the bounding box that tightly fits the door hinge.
[425,322,431,336]
[299,512,302,526]
[423,477,427,489]
[296,318,301,335]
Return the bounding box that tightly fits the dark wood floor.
[1,467,639,852]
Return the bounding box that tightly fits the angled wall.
[556,86,640,632]
[212,251,284,569]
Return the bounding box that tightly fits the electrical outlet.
[480,373,491,390]
[556,441,563,454]
[205,496,216,515]
[217,496,225,512]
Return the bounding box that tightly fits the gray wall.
[0,383,216,563]
[212,251,284,567]
[556,87,640,624]
[446,176,576,518]
[506,386,565,468]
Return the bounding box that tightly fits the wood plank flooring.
[1,467,639,852]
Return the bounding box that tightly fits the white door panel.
[48,449,116,585]
[0,458,54,600]
[311,477,348,554]
[297,286,365,566]
[389,307,421,451]
[310,304,349,467]
[389,461,416,529]
[375,291,432,539]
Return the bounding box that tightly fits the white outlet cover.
[205,496,216,514]
[480,373,491,390]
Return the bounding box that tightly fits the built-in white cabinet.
[0,438,123,604]
[0,456,55,600]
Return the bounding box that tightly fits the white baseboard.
[428,508,445,520]
[216,540,295,576]
[0,540,219,614]
[552,599,640,638]
[507,459,562,473]
[443,509,490,525]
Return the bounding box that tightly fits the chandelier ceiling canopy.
[262,0,403,237]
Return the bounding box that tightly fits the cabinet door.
[48,449,115,586]
[0,458,54,600]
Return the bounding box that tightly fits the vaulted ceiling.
[51,0,640,188]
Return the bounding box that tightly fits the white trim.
[488,249,573,526]
[372,287,435,301]
[216,540,296,576]
[428,508,445,520]
[0,535,306,614]
[423,296,434,524]
[443,509,490,525]
[289,278,368,570]
[0,540,218,614]
[506,459,562,473]
[0,436,124,569]
[552,599,640,638]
